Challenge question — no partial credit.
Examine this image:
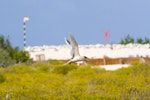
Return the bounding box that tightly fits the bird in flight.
[64,33,88,65]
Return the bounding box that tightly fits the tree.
[0,35,31,67]
[120,35,150,44]
[136,38,143,44]
[120,35,134,44]
[0,49,15,67]
[12,47,31,63]
[0,35,5,49]
[143,37,150,44]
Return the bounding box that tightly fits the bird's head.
[84,56,89,61]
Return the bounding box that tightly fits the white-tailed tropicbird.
[64,33,88,65]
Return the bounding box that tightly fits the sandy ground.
[99,64,130,71]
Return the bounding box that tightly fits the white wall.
[24,44,150,61]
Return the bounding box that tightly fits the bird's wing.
[64,37,74,58]
[69,33,80,57]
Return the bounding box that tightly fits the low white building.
[24,44,150,61]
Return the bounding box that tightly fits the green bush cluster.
[0,74,5,83]
[0,60,150,99]
[0,35,31,67]
[53,64,78,75]
[120,34,150,44]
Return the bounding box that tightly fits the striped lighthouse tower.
[23,17,29,49]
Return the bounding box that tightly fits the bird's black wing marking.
[64,38,71,45]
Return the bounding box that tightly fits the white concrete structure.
[24,43,150,61]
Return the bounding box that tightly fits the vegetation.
[120,34,150,44]
[0,35,31,67]
[0,34,150,99]
[0,60,149,99]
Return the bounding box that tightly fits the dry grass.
[62,57,150,66]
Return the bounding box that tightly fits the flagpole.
[23,17,29,49]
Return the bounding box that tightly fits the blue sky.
[0,0,150,49]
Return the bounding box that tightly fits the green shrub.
[68,66,105,77]
[0,61,150,99]
[0,74,5,83]
[53,64,78,75]
[31,62,51,73]
[120,35,134,44]
[4,64,34,74]
[120,34,150,44]
[50,60,64,65]
[0,49,15,67]
[0,35,31,67]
